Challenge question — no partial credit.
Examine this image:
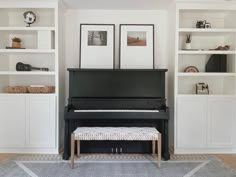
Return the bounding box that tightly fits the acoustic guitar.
[16,62,49,71]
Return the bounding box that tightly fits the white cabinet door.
[28,95,56,148]
[207,97,235,148]
[0,95,26,148]
[177,96,207,148]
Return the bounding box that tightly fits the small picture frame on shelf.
[196,83,209,94]
[119,24,154,69]
[80,24,115,69]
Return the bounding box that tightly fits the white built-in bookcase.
[175,3,236,154]
[0,7,56,92]
[0,2,59,153]
[177,8,236,95]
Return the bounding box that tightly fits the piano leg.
[162,120,170,160]
[63,119,70,160]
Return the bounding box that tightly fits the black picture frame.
[80,24,115,69]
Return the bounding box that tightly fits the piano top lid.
[67,68,168,72]
[67,68,167,99]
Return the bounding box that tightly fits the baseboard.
[175,148,236,154]
[0,148,59,154]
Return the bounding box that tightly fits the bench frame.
[70,127,162,169]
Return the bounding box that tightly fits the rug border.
[15,159,210,177]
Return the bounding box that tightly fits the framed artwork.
[119,24,154,69]
[80,24,115,69]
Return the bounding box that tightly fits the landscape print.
[127,31,147,46]
[88,31,107,46]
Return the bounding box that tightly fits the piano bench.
[70,127,161,169]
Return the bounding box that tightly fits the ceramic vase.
[185,43,191,50]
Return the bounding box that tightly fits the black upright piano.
[63,69,170,160]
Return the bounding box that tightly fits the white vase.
[185,43,191,50]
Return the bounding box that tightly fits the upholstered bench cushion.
[73,127,159,141]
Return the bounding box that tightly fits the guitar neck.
[31,67,49,71]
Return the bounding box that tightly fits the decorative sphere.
[23,11,36,27]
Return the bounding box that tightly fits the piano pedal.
[111,148,114,154]
[112,147,122,154]
[119,147,122,154]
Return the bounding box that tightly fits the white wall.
[58,2,66,151]
[167,2,176,148]
[64,9,169,100]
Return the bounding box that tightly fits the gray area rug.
[0,156,236,177]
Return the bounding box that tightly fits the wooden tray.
[5,86,55,93]
[5,86,27,93]
[27,86,55,93]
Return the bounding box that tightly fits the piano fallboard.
[68,97,166,110]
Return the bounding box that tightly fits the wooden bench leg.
[157,133,162,168]
[71,133,75,169]
[77,139,80,158]
[152,140,156,157]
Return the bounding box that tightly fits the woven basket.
[5,86,27,93]
[27,86,55,93]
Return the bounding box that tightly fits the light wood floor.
[214,154,236,170]
[0,153,236,170]
[0,154,18,161]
